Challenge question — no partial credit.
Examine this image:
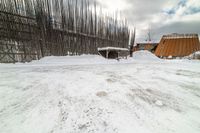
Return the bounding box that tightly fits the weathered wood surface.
[0,0,133,63]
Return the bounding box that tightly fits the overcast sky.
[96,0,200,42]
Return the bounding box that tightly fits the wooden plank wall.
[0,0,133,63]
[155,34,200,58]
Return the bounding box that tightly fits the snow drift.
[30,50,160,66]
[30,55,134,66]
[132,50,160,61]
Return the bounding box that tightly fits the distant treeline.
[0,0,134,63]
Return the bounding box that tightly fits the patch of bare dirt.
[96,91,108,97]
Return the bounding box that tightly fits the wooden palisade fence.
[0,0,133,63]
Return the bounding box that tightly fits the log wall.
[0,0,132,63]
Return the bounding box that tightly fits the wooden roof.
[155,34,200,57]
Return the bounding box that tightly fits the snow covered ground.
[0,51,200,133]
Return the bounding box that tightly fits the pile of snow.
[31,52,160,66]
[32,55,107,65]
[30,51,160,66]
[30,55,134,66]
[132,50,160,61]
[0,51,161,66]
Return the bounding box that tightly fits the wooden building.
[133,42,158,53]
[155,34,200,58]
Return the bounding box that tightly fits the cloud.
[96,0,200,42]
[153,21,200,41]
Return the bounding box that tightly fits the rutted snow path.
[0,54,200,133]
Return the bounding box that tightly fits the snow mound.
[34,55,106,65]
[31,55,133,66]
[132,50,160,61]
[30,51,160,66]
